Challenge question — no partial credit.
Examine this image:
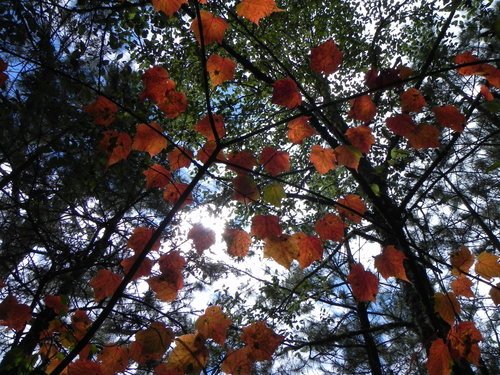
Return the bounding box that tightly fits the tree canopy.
[0,0,499,374]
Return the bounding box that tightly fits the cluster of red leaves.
[140,66,187,118]
[221,321,284,374]
[427,321,483,375]
[454,51,500,88]
[147,251,186,302]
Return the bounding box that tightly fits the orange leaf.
[194,114,225,141]
[315,213,345,242]
[0,295,32,331]
[400,87,426,113]
[121,255,153,280]
[291,232,323,269]
[127,227,161,254]
[241,321,284,361]
[163,182,193,206]
[489,283,500,305]
[475,251,500,280]
[90,269,122,302]
[44,295,68,315]
[206,54,236,86]
[251,214,282,239]
[232,175,260,204]
[310,39,343,75]
[99,130,132,166]
[434,292,460,326]
[347,263,379,302]
[139,66,175,104]
[84,96,118,127]
[451,275,474,298]
[407,124,440,149]
[336,194,366,224]
[159,250,186,274]
[334,145,361,170]
[168,147,193,170]
[374,245,409,282]
[263,234,298,269]
[345,125,375,154]
[187,223,216,255]
[98,345,129,375]
[450,246,474,276]
[195,305,232,345]
[144,164,172,189]
[223,228,251,257]
[151,0,187,17]
[454,51,483,75]
[158,89,188,119]
[447,321,483,364]
[132,122,168,156]
[432,105,465,132]
[348,95,376,123]
[191,10,228,45]
[196,141,226,164]
[259,147,290,176]
[479,85,494,101]
[272,77,302,109]
[310,145,336,174]
[426,338,452,375]
[287,116,316,144]
[129,322,173,365]
[71,309,92,341]
[165,333,208,373]
[236,0,283,25]
[385,114,416,138]
[221,347,253,375]
[226,150,257,174]
[147,273,183,302]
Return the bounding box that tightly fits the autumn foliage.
[0,1,499,375]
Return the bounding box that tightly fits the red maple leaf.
[259,147,290,176]
[272,77,302,109]
[310,39,343,75]
[347,263,379,302]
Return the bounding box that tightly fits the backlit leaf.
[187,223,216,255]
[287,116,316,144]
[90,269,122,302]
[432,105,465,132]
[400,87,426,113]
[348,95,376,123]
[259,147,290,176]
[385,114,416,138]
[450,246,474,276]
[490,283,500,305]
[132,122,168,157]
[165,334,208,373]
[207,54,236,86]
[195,305,232,345]
[127,227,161,254]
[223,228,251,257]
[251,214,282,239]
[347,263,379,302]
[263,235,298,269]
[191,10,228,45]
[291,232,323,269]
[232,175,260,204]
[434,292,460,326]
[262,182,286,207]
[451,275,474,298]
[315,213,345,242]
[334,145,361,170]
[475,251,500,280]
[236,0,283,25]
[374,245,409,282]
[241,321,284,361]
[345,125,375,154]
[310,39,343,75]
[151,0,187,17]
[168,147,193,170]
[310,145,336,174]
[194,114,226,141]
[226,150,257,174]
[144,164,172,189]
[99,130,132,166]
[272,77,302,109]
[336,194,366,224]
[0,295,32,331]
[447,321,483,364]
[84,96,118,127]
[426,339,452,375]
[407,124,440,149]
[130,322,173,365]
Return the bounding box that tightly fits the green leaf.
[485,161,500,173]
[263,183,286,207]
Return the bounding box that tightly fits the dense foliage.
[0,0,499,374]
